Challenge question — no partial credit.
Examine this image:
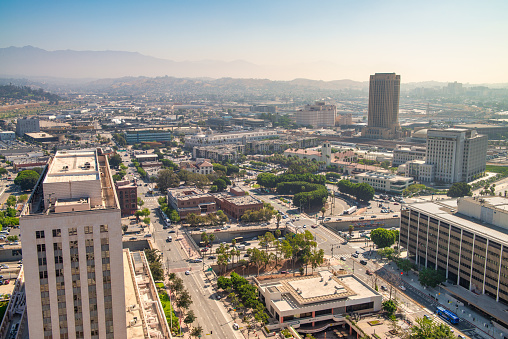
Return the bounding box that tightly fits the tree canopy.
[410,317,455,339]
[108,154,122,168]
[157,169,180,192]
[370,228,397,248]
[337,180,375,202]
[418,268,446,288]
[14,170,40,191]
[447,182,472,198]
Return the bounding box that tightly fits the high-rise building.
[20,149,127,339]
[16,117,40,137]
[362,73,401,140]
[426,128,487,183]
[295,101,337,128]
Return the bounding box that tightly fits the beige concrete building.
[392,145,426,166]
[283,142,333,165]
[426,128,487,183]
[256,271,381,331]
[351,171,414,195]
[362,73,401,140]
[400,197,508,328]
[20,149,127,339]
[295,101,337,128]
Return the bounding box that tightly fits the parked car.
[399,285,406,291]
[381,285,388,291]
[360,260,368,265]
[340,257,346,261]
[185,271,191,275]
[352,253,359,258]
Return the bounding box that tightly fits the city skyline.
[1,0,507,83]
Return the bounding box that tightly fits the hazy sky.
[1,0,507,83]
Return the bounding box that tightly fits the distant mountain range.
[0,46,368,83]
[1,46,507,95]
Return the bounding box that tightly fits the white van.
[236,244,245,250]
[166,236,173,242]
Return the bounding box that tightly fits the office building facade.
[20,149,126,339]
[399,197,508,326]
[295,101,337,128]
[124,129,172,144]
[362,73,401,140]
[16,117,40,137]
[426,129,487,183]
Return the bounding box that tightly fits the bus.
[343,206,357,215]
[234,237,244,244]
[436,307,459,324]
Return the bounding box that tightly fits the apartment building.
[0,131,15,141]
[192,144,244,162]
[179,158,214,175]
[295,101,337,128]
[426,128,487,183]
[351,171,413,195]
[399,197,508,328]
[362,73,401,140]
[20,149,126,339]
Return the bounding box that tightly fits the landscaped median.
[156,282,180,335]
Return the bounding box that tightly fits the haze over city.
[1,0,508,82]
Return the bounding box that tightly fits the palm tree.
[320,207,326,220]
[276,212,281,229]
[348,225,354,237]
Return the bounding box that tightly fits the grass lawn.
[156,285,180,334]
[485,165,508,174]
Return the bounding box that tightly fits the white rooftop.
[44,150,99,183]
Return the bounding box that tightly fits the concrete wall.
[189,227,288,244]
[323,217,400,233]
[0,247,23,262]
[122,240,151,252]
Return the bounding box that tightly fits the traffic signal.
[400,272,403,275]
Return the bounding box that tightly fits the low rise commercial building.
[283,142,333,165]
[256,270,381,330]
[167,187,217,219]
[214,194,263,219]
[403,160,434,182]
[24,132,59,143]
[392,145,426,166]
[0,131,15,141]
[125,129,172,144]
[115,180,138,216]
[399,197,508,328]
[351,171,413,195]
[134,153,159,163]
[184,128,278,149]
[140,161,162,169]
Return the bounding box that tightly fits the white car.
[399,285,406,291]
[185,271,191,275]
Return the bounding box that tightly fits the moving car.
[185,271,191,275]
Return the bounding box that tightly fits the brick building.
[214,194,263,219]
[167,187,217,219]
[115,180,138,216]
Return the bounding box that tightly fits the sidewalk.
[384,262,501,339]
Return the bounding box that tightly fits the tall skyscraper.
[362,73,401,140]
[20,149,127,339]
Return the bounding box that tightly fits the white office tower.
[426,128,487,183]
[20,149,126,339]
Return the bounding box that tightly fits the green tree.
[355,182,375,202]
[418,268,446,288]
[6,235,18,242]
[275,212,281,229]
[0,168,7,176]
[382,299,397,316]
[190,325,203,338]
[176,290,193,310]
[144,249,164,281]
[410,316,455,339]
[396,258,413,273]
[320,206,326,220]
[157,169,180,192]
[14,170,40,191]
[348,225,354,237]
[137,197,144,208]
[17,194,28,202]
[108,154,122,168]
[370,228,396,248]
[447,182,472,197]
[377,247,396,260]
[213,178,227,192]
[184,310,196,327]
[6,195,16,207]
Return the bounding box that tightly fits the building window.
[100,225,108,233]
[69,228,77,236]
[53,229,61,237]
[84,226,93,234]
[37,244,46,252]
[36,231,45,239]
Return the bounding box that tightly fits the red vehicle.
[214,229,221,232]
[200,248,208,252]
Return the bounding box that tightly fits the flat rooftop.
[44,150,99,183]
[405,199,508,245]
[260,271,379,312]
[224,195,262,206]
